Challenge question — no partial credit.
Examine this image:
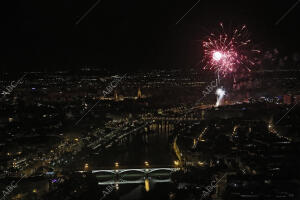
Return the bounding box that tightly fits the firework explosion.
[215,88,225,107]
[203,23,260,76]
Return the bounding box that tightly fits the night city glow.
[2,1,299,200]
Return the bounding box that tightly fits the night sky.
[2,0,300,72]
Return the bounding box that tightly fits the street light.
[198,161,205,166]
[84,163,89,170]
[144,161,149,167]
[115,162,119,173]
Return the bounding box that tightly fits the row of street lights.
[115,161,149,168]
[84,160,180,170]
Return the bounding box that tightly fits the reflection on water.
[144,178,150,192]
[98,179,175,200]
[88,122,176,168]
[95,121,177,199]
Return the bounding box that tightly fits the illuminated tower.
[137,87,142,99]
[114,91,118,101]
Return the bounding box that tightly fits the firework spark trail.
[215,88,225,107]
[202,23,260,76]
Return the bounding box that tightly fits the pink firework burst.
[202,23,260,76]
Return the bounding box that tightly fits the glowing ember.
[202,23,260,76]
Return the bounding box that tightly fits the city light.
[1,2,299,200]
[84,163,89,170]
[198,161,205,166]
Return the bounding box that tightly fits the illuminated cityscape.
[1,0,300,199]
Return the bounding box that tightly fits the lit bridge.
[91,167,180,175]
[141,116,201,122]
[92,167,180,187]
[77,167,180,186]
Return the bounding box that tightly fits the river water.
[88,122,179,200]
[88,122,176,168]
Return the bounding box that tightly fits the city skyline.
[1,1,300,200]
